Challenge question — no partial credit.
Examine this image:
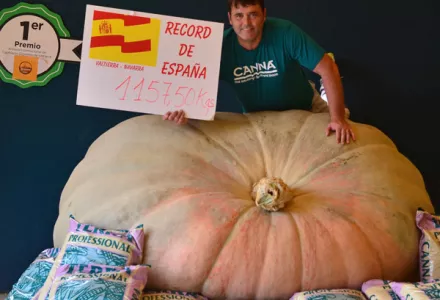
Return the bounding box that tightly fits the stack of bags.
[6,215,207,300]
[290,208,440,300]
[6,208,440,299]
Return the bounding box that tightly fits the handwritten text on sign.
[76,5,223,120]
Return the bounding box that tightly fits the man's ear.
[263,8,267,20]
[228,12,232,25]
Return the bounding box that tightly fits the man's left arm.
[313,54,356,144]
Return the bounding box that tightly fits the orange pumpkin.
[53,110,433,299]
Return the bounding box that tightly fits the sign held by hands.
[76,5,224,120]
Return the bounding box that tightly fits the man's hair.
[227,0,265,12]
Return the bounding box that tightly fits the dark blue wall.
[1,0,439,291]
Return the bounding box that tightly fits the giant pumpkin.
[54,110,433,300]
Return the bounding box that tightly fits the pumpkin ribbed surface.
[54,110,433,299]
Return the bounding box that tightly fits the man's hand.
[314,54,357,144]
[326,119,356,144]
[163,110,187,125]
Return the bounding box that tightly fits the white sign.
[76,5,224,120]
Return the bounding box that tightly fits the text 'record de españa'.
[76,5,224,121]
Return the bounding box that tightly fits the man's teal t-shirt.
[220,17,326,113]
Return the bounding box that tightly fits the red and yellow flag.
[89,10,161,67]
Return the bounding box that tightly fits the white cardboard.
[76,5,224,120]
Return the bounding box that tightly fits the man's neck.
[238,35,262,51]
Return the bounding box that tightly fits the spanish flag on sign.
[89,10,161,67]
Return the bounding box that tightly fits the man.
[164,0,355,144]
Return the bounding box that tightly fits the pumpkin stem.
[252,178,292,212]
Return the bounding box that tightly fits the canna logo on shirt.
[233,60,278,83]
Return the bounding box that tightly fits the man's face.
[228,3,266,45]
